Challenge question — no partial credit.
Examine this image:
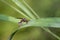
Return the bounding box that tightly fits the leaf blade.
[0,14,19,23]
[21,18,60,28]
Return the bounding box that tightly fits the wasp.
[18,18,29,26]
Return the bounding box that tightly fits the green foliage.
[0,14,60,40]
[26,18,60,28]
[0,0,60,40]
[12,0,36,19]
[0,14,19,23]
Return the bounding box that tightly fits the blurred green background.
[0,0,60,40]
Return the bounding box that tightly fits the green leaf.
[0,0,31,19]
[0,14,20,23]
[21,18,60,28]
[12,0,36,19]
[8,29,18,40]
[9,18,60,40]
